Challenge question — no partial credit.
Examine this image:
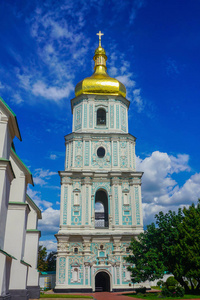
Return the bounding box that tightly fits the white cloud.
[38,207,60,235]
[12,93,24,104]
[137,151,200,225]
[108,51,144,112]
[170,173,200,204]
[0,81,5,89]
[40,239,57,252]
[133,88,144,112]
[34,169,57,178]
[50,154,57,160]
[169,154,190,173]
[166,57,180,76]
[32,81,74,101]
[27,188,53,209]
[95,202,104,212]
[33,177,46,186]
[33,168,57,186]
[129,0,146,24]
[12,2,91,105]
[116,74,136,89]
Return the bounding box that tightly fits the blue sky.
[1,0,200,251]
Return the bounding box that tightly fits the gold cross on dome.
[97,31,104,46]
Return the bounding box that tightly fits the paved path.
[90,291,141,299]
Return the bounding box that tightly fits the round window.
[97,147,105,158]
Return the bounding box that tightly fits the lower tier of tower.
[54,234,149,292]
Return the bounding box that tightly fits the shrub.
[162,286,172,297]
[161,276,185,297]
[135,287,147,294]
[166,276,178,287]
[175,286,185,297]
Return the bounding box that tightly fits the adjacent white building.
[55,34,144,292]
[0,97,41,300]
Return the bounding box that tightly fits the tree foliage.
[126,200,200,294]
[38,245,48,272]
[46,251,56,271]
[37,246,56,272]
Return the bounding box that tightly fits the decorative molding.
[116,104,119,129]
[61,177,72,185]
[134,186,140,225]
[121,105,126,132]
[84,141,90,166]
[113,141,118,166]
[129,142,131,168]
[89,104,93,128]
[85,186,89,225]
[120,141,128,168]
[71,142,73,167]
[65,143,69,169]
[92,141,111,168]
[110,104,114,128]
[74,104,82,131]
[74,141,83,168]
[92,181,111,195]
[83,103,87,128]
[114,186,119,225]
[63,186,68,225]
[58,257,66,284]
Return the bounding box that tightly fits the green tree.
[37,245,48,272]
[126,200,200,294]
[47,251,56,271]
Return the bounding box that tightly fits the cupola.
[75,31,126,98]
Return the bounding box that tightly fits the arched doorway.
[95,271,110,292]
[95,190,109,228]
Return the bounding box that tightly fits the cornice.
[64,132,136,142]
[59,170,143,182]
[0,158,15,182]
[70,94,130,112]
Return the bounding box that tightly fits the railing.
[95,212,109,228]
[97,118,106,125]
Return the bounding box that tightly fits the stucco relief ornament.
[84,177,92,185]
[92,140,111,168]
[120,142,128,167]
[58,243,67,251]
[112,177,119,185]
[75,141,83,167]
[62,177,72,184]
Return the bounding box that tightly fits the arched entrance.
[95,271,110,292]
[95,190,109,228]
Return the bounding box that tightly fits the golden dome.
[75,32,126,98]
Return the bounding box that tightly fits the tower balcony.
[95,212,109,228]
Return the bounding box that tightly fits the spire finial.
[96,31,104,47]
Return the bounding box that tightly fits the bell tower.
[55,33,143,293]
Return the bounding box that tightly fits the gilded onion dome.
[75,32,126,98]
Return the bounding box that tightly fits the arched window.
[95,190,109,228]
[97,108,106,125]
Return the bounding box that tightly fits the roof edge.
[0,97,22,141]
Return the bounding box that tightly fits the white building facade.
[0,97,41,300]
[55,35,143,293]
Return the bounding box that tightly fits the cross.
[96,31,104,46]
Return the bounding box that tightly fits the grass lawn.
[40,294,93,298]
[125,292,200,299]
[150,286,162,290]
